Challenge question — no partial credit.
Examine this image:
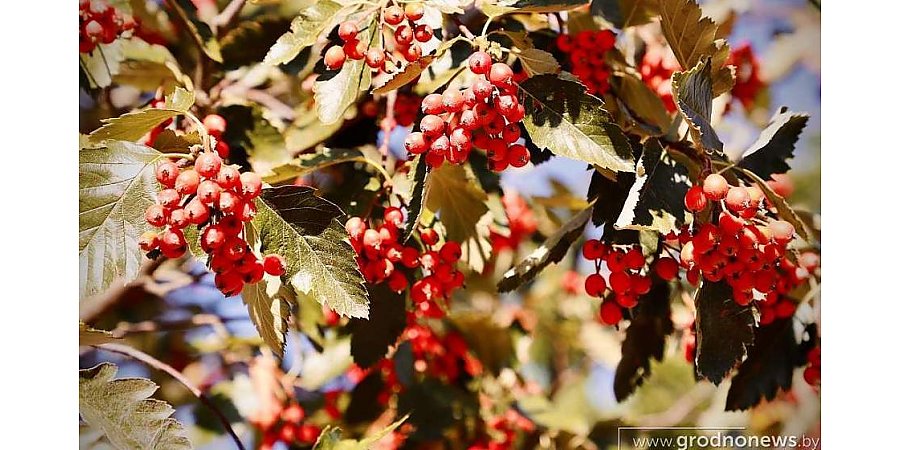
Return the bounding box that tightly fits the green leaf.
[518,48,561,77]
[614,280,673,401]
[240,273,291,357]
[658,0,733,96]
[89,87,194,143]
[498,206,592,292]
[150,130,202,153]
[314,415,409,450]
[591,0,660,28]
[694,281,755,384]
[169,0,222,62]
[221,15,292,69]
[252,186,370,318]
[725,318,801,411]
[263,0,343,66]
[349,283,407,368]
[112,39,186,92]
[79,141,164,300]
[425,164,493,273]
[735,167,812,242]
[79,363,192,450]
[609,73,671,136]
[671,58,723,154]
[79,322,119,346]
[264,148,368,184]
[400,156,430,243]
[520,73,635,172]
[243,109,291,177]
[482,0,589,17]
[315,26,375,124]
[285,102,345,153]
[614,139,691,235]
[80,40,125,89]
[738,107,810,180]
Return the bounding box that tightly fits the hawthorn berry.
[702,174,729,200]
[324,46,346,70]
[684,185,708,212]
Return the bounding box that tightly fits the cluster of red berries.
[582,240,661,325]
[802,345,820,387]
[79,0,135,54]
[404,323,483,383]
[324,2,433,72]
[361,94,423,127]
[490,191,538,253]
[727,43,765,112]
[257,402,322,450]
[404,52,529,170]
[639,51,678,112]
[555,30,616,96]
[680,173,806,305]
[146,105,231,159]
[140,151,286,297]
[346,209,465,318]
[468,409,535,450]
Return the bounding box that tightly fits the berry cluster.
[141,151,285,297]
[802,345,820,387]
[79,0,135,54]
[324,2,433,72]
[404,323,483,383]
[727,43,765,112]
[582,240,659,325]
[257,402,322,450]
[680,173,807,305]
[639,50,679,112]
[555,30,617,96]
[346,208,465,318]
[469,409,535,450]
[404,52,529,170]
[489,191,538,253]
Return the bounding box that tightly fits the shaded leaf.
[401,156,430,242]
[349,283,407,368]
[658,0,733,95]
[89,87,194,143]
[736,167,812,242]
[725,318,800,411]
[672,58,723,154]
[520,73,635,172]
[518,48,561,77]
[79,363,192,450]
[588,170,634,226]
[694,281,755,384]
[615,139,691,234]
[240,274,291,357]
[614,280,673,401]
[264,0,343,66]
[609,73,671,135]
[499,206,592,292]
[79,141,163,300]
[80,322,119,346]
[80,41,125,89]
[344,372,386,424]
[451,313,513,374]
[425,164,493,273]
[285,102,345,153]
[220,15,292,69]
[591,0,660,28]
[252,186,370,318]
[738,108,809,180]
[169,0,222,62]
[264,148,368,184]
[397,381,468,440]
[112,39,186,92]
[149,130,201,153]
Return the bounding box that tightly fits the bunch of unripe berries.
[680,173,806,305]
[345,208,464,319]
[79,0,136,54]
[582,240,668,325]
[324,1,433,72]
[555,30,617,96]
[403,51,529,170]
[140,150,286,297]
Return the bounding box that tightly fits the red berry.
[384,207,405,228]
[156,161,180,188]
[442,89,465,113]
[145,204,167,227]
[395,25,414,46]
[599,300,622,325]
[684,185,707,212]
[85,20,104,39]
[584,273,606,297]
[654,257,679,280]
[201,225,227,251]
[421,93,444,114]
[414,24,433,42]
[387,271,408,292]
[338,21,359,41]
[157,189,181,209]
[472,77,493,100]
[215,270,244,296]
[184,198,210,225]
[343,38,366,60]
[420,228,439,245]
[489,63,514,87]
[609,271,631,294]
[404,132,428,155]
[324,46,346,70]
[725,186,750,213]
[507,144,530,168]
[138,231,159,252]
[702,174,729,200]
[384,5,404,25]
[216,165,240,189]
[196,180,221,206]
[403,44,422,62]
[175,169,200,196]
[439,241,462,263]
[263,254,286,276]
[624,248,644,270]
[159,229,187,258]
[240,172,263,199]
[468,51,492,75]
[404,2,425,21]
[582,239,606,260]
[365,48,385,69]
[419,114,445,137]
[203,114,227,136]
[218,190,242,214]
[769,220,794,245]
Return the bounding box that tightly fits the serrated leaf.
[79,363,192,450]
[425,164,493,273]
[89,87,194,143]
[315,28,374,124]
[169,0,222,62]
[349,283,407,368]
[252,186,370,318]
[658,0,733,96]
[736,167,812,242]
[221,15,292,68]
[518,48,561,76]
[79,141,164,300]
[672,58,723,154]
[240,273,291,357]
[520,73,635,172]
[694,281,755,384]
[614,139,691,234]
[264,148,367,184]
[610,73,671,135]
[738,108,809,180]
[592,0,660,28]
[264,0,343,66]
[150,130,202,153]
[499,206,592,292]
[314,415,409,450]
[725,318,799,411]
[80,322,119,346]
[614,280,673,401]
[401,156,430,242]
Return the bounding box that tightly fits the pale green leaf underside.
[263,0,343,66]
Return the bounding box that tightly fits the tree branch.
[215,0,248,30]
[95,343,248,450]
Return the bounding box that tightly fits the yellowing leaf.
[659,0,734,96]
[264,0,343,65]
[425,164,493,273]
[517,48,561,77]
[89,87,194,143]
[240,274,291,357]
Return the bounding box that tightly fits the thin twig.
[95,343,247,450]
[214,0,247,29]
[111,314,230,340]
